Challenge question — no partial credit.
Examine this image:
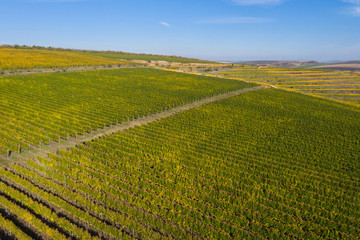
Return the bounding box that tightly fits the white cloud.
[197,16,273,24]
[342,0,360,4]
[342,0,360,16]
[352,6,360,15]
[160,22,171,27]
[231,0,286,6]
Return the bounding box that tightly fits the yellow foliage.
[0,48,131,69]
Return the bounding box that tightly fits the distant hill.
[308,61,360,72]
[342,60,360,64]
[235,60,318,68]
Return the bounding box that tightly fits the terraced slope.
[1,88,359,239]
[0,68,253,159]
[219,66,360,106]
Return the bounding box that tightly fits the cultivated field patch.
[218,66,360,106]
[0,48,133,70]
[1,88,359,239]
[0,68,253,159]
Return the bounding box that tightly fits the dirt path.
[2,85,267,165]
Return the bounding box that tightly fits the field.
[0,68,251,159]
[0,86,359,239]
[0,46,214,70]
[0,49,359,239]
[0,48,136,71]
[218,66,360,106]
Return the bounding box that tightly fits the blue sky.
[1,0,360,61]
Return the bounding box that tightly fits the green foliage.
[1,88,358,239]
[0,68,251,154]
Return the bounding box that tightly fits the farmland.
[0,86,359,239]
[218,66,360,106]
[0,47,359,239]
[0,68,252,159]
[0,46,214,72]
[0,48,137,71]
[2,0,360,237]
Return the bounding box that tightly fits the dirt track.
[4,85,267,165]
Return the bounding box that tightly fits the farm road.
[5,85,268,165]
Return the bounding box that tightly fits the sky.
[1,0,360,62]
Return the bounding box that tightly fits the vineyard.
[0,48,133,71]
[218,66,360,106]
[0,48,359,239]
[0,68,252,160]
[0,86,359,239]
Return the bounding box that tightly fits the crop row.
[0,48,136,70]
[0,68,252,157]
[1,87,359,239]
[218,66,360,106]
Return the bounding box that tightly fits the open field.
[0,87,359,239]
[217,66,360,106]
